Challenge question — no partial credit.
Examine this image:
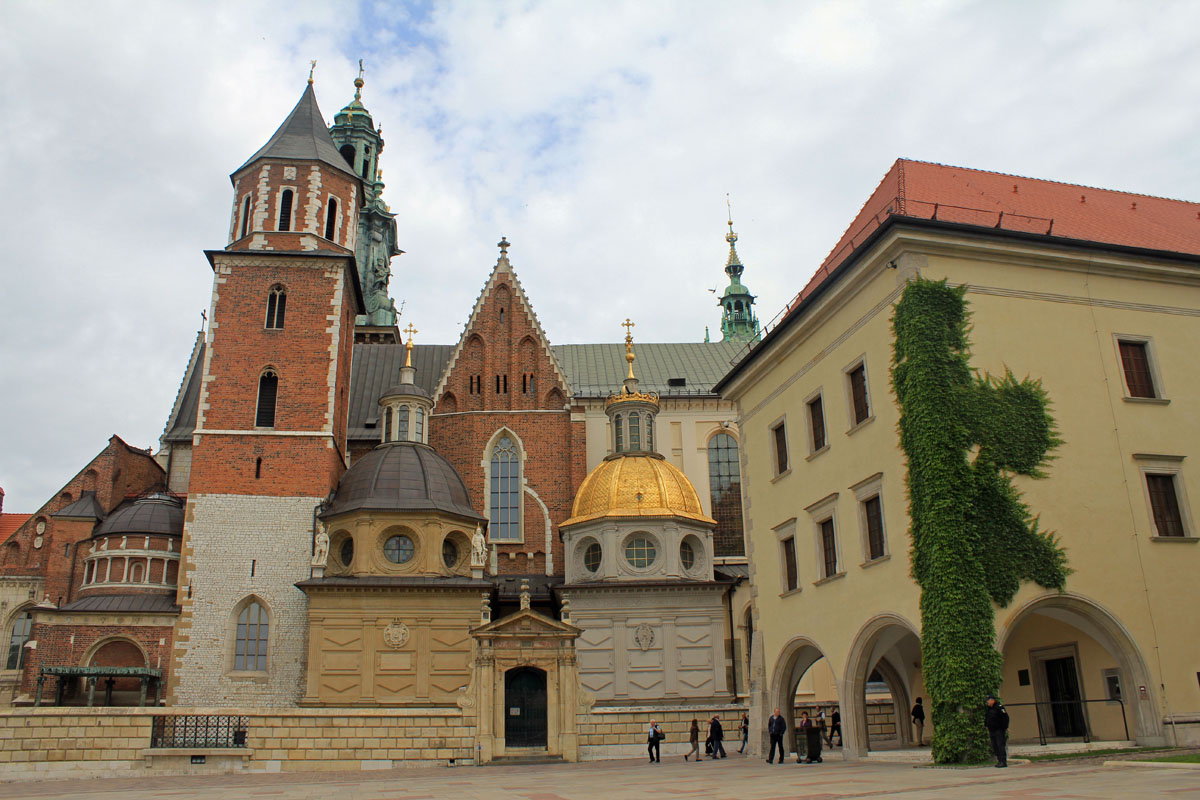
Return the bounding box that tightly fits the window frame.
[255,368,279,429]
[1113,334,1167,402]
[851,472,889,565]
[264,285,287,330]
[805,492,844,584]
[706,430,745,551]
[1134,454,1195,540]
[230,597,271,675]
[5,607,34,671]
[804,388,828,458]
[484,429,525,544]
[621,531,660,573]
[275,187,295,232]
[769,416,790,478]
[323,195,339,240]
[844,356,873,431]
[773,519,800,596]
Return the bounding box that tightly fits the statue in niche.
[365,252,397,325]
[471,523,487,568]
[311,525,329,567]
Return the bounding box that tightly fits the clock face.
[35,521,46,535]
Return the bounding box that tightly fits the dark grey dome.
[381,383,430,399]
[324,442,483,521]
[94,494,184,537]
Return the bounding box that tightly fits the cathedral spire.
[717,198,760,344]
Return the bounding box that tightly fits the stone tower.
[169,80,365,706]
[717,218,760,343]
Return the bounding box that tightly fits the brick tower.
[169,79,365,706]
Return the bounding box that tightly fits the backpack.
[654,726,666,742]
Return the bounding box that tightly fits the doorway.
[1043,656,1087,738]
[505,667,548,748]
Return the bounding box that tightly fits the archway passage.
[769,638,834,758]
[505,667,548,748]
[843,615,923,757]
[86,638,148,706]
[998,594,1161,745]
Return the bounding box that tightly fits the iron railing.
[1004,698,1128,746]
[150,715,249,748]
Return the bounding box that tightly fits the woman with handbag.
[647,719,664,763]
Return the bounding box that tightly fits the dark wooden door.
[505,667,548,748]
[1044,656,1087,737]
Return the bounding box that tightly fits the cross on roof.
[403,323,418,341]
[622,318,635,339]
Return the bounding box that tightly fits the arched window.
[339,144,355,168]
[265,285,286,329]
[398,406,410,441]
[707,432,745,556]
[130,562,144,583]
[240,195,251,239]
[234,600,269,671]
[489,434,521,541]
[6,610,33,670]
[256,370,278,428]
[277,189,293,232]
[324,198,338,239]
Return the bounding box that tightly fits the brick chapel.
[0,74,760,760]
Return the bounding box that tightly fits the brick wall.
[228,161,359,254]
[575,704,747,760]
[19,622,174,697]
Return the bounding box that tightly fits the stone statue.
[311,526,329,567]
[470,523,487,568]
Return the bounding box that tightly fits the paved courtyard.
[2,754,1195,800]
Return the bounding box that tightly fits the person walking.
[828,707,842,747]
[708,715,727,759]
[984,695,1009,767]
[685,718,701,762]
[911,697,926,746]
[647,719,663,763]
[796,710,822,763]
[766,707,787,763]
[816,706,828,746]
[738,712,750,753]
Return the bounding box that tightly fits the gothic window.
[324,197,338,239]
[398,406,410,441]
[277,189,293,232]
[5,610,33,670]
[255,370,278,428]
[489,434,521,541]
[240,195,251,239]
[233,599,269,671]
[707,432,745,555]
[265,285,286,329]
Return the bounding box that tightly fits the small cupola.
[605,319,659,455]
[717,201,761,344]
[379,324,432,444]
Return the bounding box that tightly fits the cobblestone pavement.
[3,754,1196,800]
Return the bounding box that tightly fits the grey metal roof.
[94,494,183,537]
[348,344,452,440]
[715,564,750,580]
[551,342,745,397]
[162,340,205,443]
[59,593,180,614]
[323,441,484,521]
[234,84,358,181]
[52,492,105,521]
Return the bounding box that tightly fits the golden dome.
[562,454,716,527]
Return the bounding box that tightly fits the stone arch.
[83,636,149,706]
[996,592,1163,745]
[767,635,831,756]
[842,613,922,757]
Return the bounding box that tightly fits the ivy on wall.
[891,278,1068,763]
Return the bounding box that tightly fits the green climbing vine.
[891,278,1068,763]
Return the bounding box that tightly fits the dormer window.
[277,189,294,232]
[265,285,286,329]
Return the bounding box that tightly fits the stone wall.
[576,703,746,760]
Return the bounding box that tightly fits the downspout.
[725,575,745,698]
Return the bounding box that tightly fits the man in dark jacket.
[709,715,727,759]
[766,707,787,763]
[984,695,1009,767]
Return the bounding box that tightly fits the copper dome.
[323,441,483,521]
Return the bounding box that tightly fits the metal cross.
[403,323,418,342]
[622,318,635,337]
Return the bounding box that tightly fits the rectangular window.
[820,518,838,578]
[1103,668,1123,702]
[848,364,870,425]
[808,396,826,452]
[772,422,789,475]
[782,536,798,591]
[1146,473,1185,537]
[864,495,885,560]
[1118,340,1156,398]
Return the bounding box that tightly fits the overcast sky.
[2,0,1198,510]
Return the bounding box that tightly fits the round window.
[339,537,354,567]
[680,539,695,570]
[383,534,415,564]
[584,542,602,573]
[442,539,459,568]
[624,535,657,569]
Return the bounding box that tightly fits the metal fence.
[1004,699,1128,746]
[150,715,250,748]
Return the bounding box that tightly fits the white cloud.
[2,0,1199,508]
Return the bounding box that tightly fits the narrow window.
[265,285,286,329]
[499,307,505,322]
[255,457,262,479]
[398,406,410,441]
[415,407,424,441]
[1119,340,1157,398]
[782,537,798,591]
[528,374,535,396]
[240,196,251,239]
[614,414,623,452]
[277,189,293,232]
[470,375,481,395]
[6,611,33,670]
[772,422,789,474]
[383,407,393,441]
[489,436,521,541]
[849,364,870,425]
[629,412,641,451]
[1146,474,1185,537]
[707,433,744,552]
[324,197,338,239]
[864,495,885,560]
[808,396,827,452]
[256,370,278,427]
[361,146,371,178]
[234,601,269,671]
[644,413,654,451]
[820,519,838,578]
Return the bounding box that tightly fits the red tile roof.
[0,513,31,542]
[784,159,1200,315]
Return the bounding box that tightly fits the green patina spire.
[717,199,760,343]
[329,60,402,333]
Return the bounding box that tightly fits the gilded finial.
[354,58,364,98]
[725,193,737,244]
[308,60,317,85]
[622,318,636,381]
[403,323,418,368]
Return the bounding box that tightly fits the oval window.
[442,539,459,568]
[584,542,602,573]
[383,534,415,564]
[680,539,695,570]
[339,537,354,567]
[624,535,657,569]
